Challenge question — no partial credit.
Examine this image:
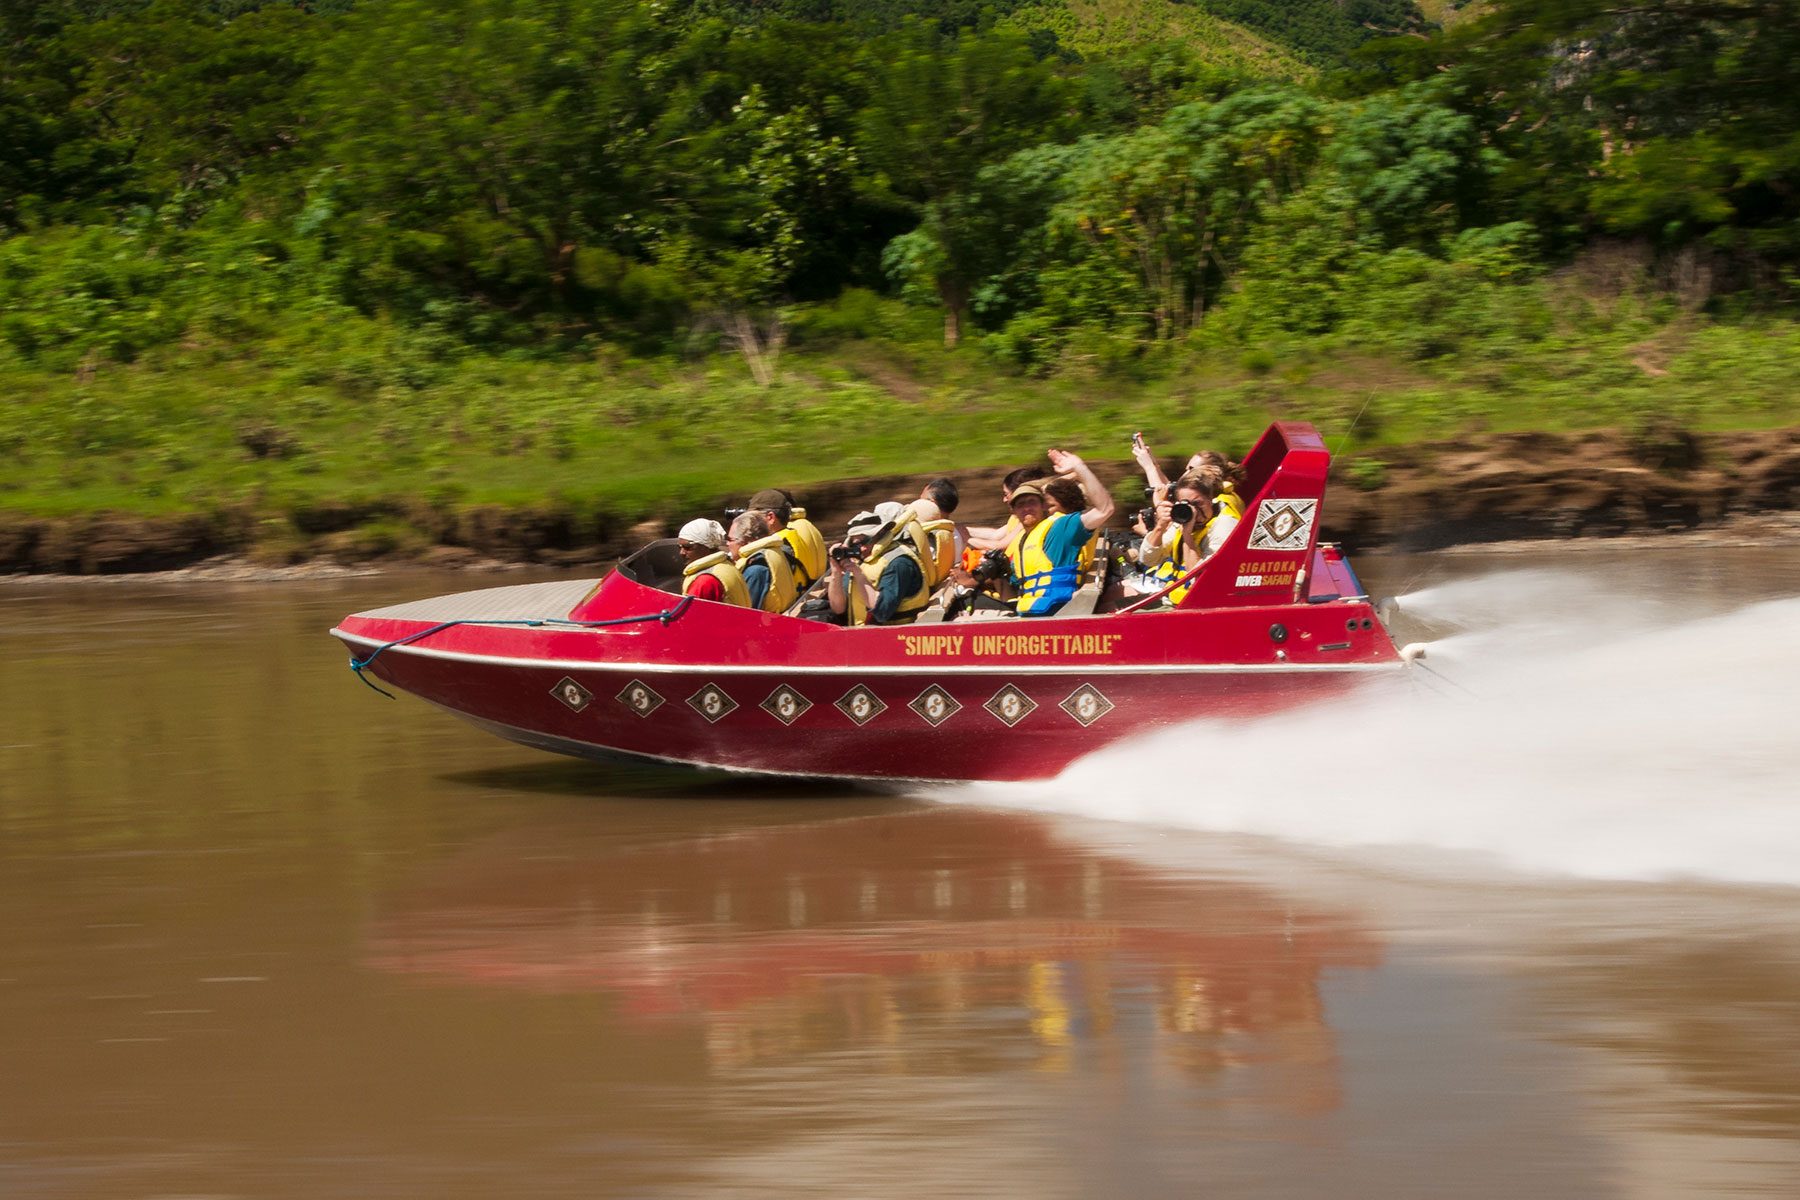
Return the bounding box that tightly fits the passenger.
[1187,450,1247,520]
[747,488,828,587]
[964,465,1043,556]
[1002,448,1114,617]
[827,509,930,626]
[727,511,797,614]
[900,479,960,589]
[1140,473,1238,604]
[1131,435,1246,520]
[1042,477,1097,582]
[910,477,960,524]
[676,518,750,606]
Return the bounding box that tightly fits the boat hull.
[332,608,1399,782]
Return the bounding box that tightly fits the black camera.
[724,506,748,520]
[969,548,1010,585]
[1139,500,1196,526]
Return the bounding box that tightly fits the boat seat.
[1058,581,1104,617]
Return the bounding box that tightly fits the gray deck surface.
[353,578,602,623]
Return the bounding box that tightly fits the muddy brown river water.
[4,547,1800,1198]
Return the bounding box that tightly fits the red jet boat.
[331,422,1402,782]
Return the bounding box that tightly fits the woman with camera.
[1140,474,1238,604]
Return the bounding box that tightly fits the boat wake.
[942,569,1800,888]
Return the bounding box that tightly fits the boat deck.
[353,578,599,623]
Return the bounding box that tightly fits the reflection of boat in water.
[330,423,1401,782]
[366,810,1381,1095]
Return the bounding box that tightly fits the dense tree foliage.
[0,0,1794,377]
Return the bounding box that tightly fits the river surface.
[4,546,1800,1199]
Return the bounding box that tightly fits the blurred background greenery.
[2,0,1795,547]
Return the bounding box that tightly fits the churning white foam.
[949,570,1800,887]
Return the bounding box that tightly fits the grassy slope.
[4,0,1793,556]
[4,294,1796,550]
[1414,0,1487,25]
[1002,0,1313,77]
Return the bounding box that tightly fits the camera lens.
[1169,501,1195,525]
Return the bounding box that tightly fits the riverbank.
[3,425,1794,577]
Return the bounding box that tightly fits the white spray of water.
[950,570,1800,888]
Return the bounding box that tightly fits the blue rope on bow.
[348,595,696,699]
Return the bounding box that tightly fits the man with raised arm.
[1000,448,1115,617]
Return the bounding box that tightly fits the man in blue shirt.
[1003,448,1114,616]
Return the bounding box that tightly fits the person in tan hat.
[963,465,1045,556]
[1000,449,1114,616]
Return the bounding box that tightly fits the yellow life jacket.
[1006,512,1082,616]
[1149,515,1226,605]
[1218,484,1245,521]
[781,516,827,587]
[733,533,798,613]
[902,515,937,586]
[680,552,751,607]
[920,519,957,588]
[848,543,931,626]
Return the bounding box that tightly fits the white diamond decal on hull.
[1059,683,1114,727]
[615,679,664,718]
[983,684,1037,728]
[552,677,593,712]
[760,685,812,726]
[687,683,739,723]
[908,685,962,728]
[835,684,887,726]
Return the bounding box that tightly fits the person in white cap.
[676,518,749,606]
[826,509,929,626]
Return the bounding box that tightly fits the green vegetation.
[2,0,1797,553]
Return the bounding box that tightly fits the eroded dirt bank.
[3,427,1796,577]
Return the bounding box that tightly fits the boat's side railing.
[345,596,697,698]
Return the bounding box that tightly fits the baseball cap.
[748,488,792,513]
[1007,482,1045,505]
[677,518,726,550]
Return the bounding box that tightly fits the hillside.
[4,0,1797,574]
[1000,0,1312,78]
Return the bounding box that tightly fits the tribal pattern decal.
[687,683,738,723]
[761,684,813,726]
[983,683,1038,728]
[1248,498,1317,552]
[908,684,962,728]
[615,679,664,718]
[552,676,592,712]
[835,684,887,726]
[1059,683,1114,727]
